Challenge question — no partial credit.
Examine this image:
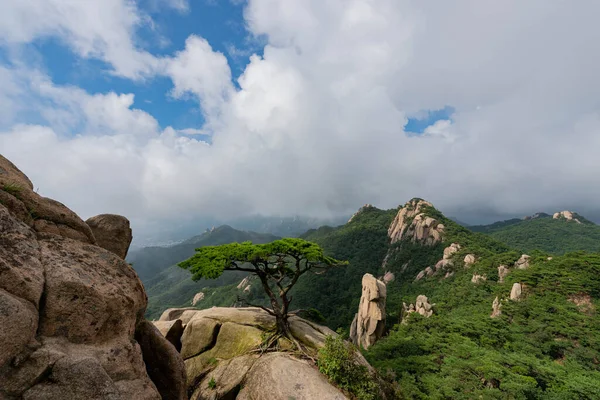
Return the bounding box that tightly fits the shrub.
[318,335,379,400]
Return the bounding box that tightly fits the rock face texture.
[553,210,581,223]
[0,155,185,400]
[349,274,387,349]
[156,307,363,400]
[85,214,133,259]
[388,199,445,245]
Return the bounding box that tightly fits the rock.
[388,199,444,245]
[435,259,452,271]
[349,274,386,349]
[443,243,461,259]
[425,266,434,276]
[37,235,147,343]
[415,270,426,281]
[190,355,257,400]
[0,155,34,190]
[22,356,123,400]
[464,254,476,266]
[415,295,433,317]
[236,353,347,400]
[0,289,38,367]
[444,271,454,279]
[0,156,96,244]
[85,214,133,259]
[191,292,205,306]
[498,265,509,283]
[236,276,251,290]
[515,254,530,269]
[510,283,522,300]
[289,317,336,349]
[0,156,174,400]
[553,210,581,223]
[180,317,221,360]
[169,307,370,399]
[403,295,433,322]
[471,274,487,284]
[135,321,188,400]
[491,296,502,318]
[383,271,395,284]
[185,322,263,385]
[159,307,199,322]
[153,320,185,352]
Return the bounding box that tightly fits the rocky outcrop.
[464,254,476,267]
[471,274,487,284]
[85,214,133,259]
[156,307,366,400]
[498,265,509,283]
[236,276,252,292]
[350,274,386,349]
[515,254,530,269]
[388,199,444,245]
[553,210,581,223]
[403,295,434,323]
[0,155,184,400]
[191,292,205,306]
[0,156,96,244]
[491,296,502,318]
[510,283,523,300]
[416,242,460,280]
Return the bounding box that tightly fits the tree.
[178,238,347,342]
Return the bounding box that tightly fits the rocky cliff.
[0,155,186,400]
[388,198,445,245]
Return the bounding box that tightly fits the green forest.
[132,202,600,398]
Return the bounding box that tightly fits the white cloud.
[165,36,234,120]
[3,0,600,240]
[0,0,160,79]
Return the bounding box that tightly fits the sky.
[2,0,600,241]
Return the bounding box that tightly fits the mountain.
[127,225,279,318]
[179,200,600,398]
[469,210,600,254]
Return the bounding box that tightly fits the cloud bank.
[2,0,600,239]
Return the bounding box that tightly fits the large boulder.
[156,307,381,400]
[349,273,386,349]
[237,353,347,400]
[86,214,133,259]
[136,321,188,400]
[0,156,183,400]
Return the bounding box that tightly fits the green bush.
[318,335,379,400]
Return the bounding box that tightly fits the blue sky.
[29,0,257,131]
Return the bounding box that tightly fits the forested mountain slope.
[470,211,600,254]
